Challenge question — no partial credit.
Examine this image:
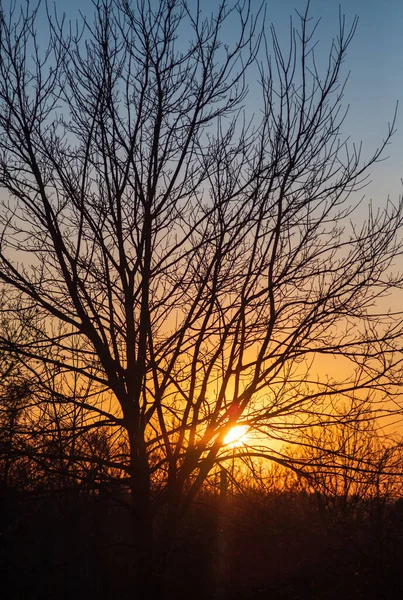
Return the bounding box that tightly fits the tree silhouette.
[0,0,402,585]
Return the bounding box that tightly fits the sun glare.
[223,425,249,447]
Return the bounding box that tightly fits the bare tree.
[0,0,402,584]
[285,407,401,515]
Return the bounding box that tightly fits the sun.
[223,425,249,447]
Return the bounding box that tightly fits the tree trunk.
[129,472,180,598]
[128,433,159,595]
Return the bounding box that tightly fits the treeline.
[2,372,403,599]
[3,458,403,599]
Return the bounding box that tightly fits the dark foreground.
[2,486,403,599]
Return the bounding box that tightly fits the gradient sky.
[4,0,403,208]
[2,0,402,431]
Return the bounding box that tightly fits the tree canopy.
[0,0,402,585]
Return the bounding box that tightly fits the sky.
[275,0,403,208]
[2,0,403,216]
[31,0,401,207]
[1,0,402,437]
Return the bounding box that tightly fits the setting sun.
[223,425,249,447]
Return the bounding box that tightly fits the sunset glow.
[223,425,249,447]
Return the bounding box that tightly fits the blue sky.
[4,0,403,204]
[291,0,403,205]
[248,0,403,206]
